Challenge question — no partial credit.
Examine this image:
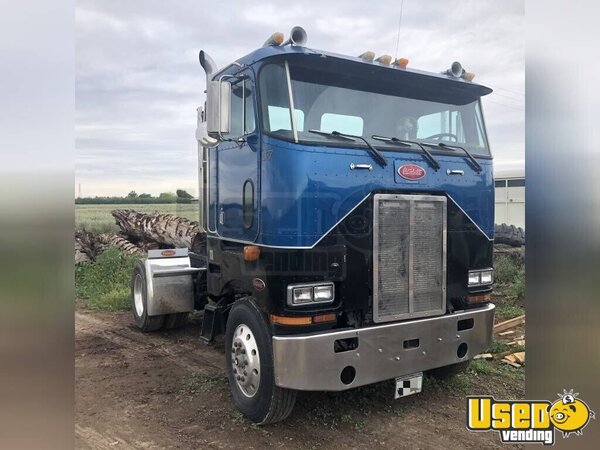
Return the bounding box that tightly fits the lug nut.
[241,349,246,354]
[240,377,245,382]
[236,375,241,380]
[243,371,247,376]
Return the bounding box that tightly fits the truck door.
[216,71,260,241]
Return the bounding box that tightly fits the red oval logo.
[161,250,176,257]
[252,278,266,291]
[398,164,426,180]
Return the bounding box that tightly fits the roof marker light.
[375,54,392,65]
[358,51,375,62]
[393,57,409,69]
[462,72,476,82]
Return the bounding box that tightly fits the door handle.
[350,163,373,171]
[446,169,464,176]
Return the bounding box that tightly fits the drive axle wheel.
[131,260,165,331]
[225,298,296,424]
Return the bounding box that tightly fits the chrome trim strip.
[284,60,298,143]
[205,193,371,249]
[446,194,493,241]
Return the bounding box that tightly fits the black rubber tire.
[494,223,525,247]
[225,298,297,424]
[164,312,188,329]
[131,260,165,332]
[427,361,470,380]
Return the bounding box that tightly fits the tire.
[164,312,188,329]
[427,361,470,380]
[494,223,525,247]
[225,298,297,424]
[131,260,165,332]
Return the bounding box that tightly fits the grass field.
[75,203,200,233]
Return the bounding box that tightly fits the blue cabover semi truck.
[131,27,496,424]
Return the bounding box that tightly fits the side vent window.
[242,180,254,228]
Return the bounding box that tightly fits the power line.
[394,0,405,59]
[484,98,524,111]
[492,91,524,103]
[490,85,525,96]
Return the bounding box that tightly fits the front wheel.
[225,298,296,424]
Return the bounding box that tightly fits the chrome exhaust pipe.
[199,50,218,81]
[283,26,308,46]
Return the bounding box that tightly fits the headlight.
[291,286,313,304]
[287,282,335,306]
[314,285,334,302]
[468,269,494,286]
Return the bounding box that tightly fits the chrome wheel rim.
[133,273,144,317]
[231,323,261,398]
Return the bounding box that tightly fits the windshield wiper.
[309,129,387,168]
[371,135,440,171]
[423,141,482,173]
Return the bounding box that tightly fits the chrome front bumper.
[272,303,495,391]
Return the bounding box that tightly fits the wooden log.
[498,330,515,336]
[111,209,202,249]
[501,359,521,368]
[493,315,525,333]
[75,230,106,262]
[98,234,144,255]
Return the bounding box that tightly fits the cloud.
[76,0,524,196]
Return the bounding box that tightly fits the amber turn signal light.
[270,313,337,326]
[468,293,491,304]
[312,313,337,324]
[243,245,260,261]
[270,314,313,326]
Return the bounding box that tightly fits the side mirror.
[206,80,231,137]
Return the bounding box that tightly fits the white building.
[494,168,525,229]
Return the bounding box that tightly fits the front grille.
[373,194,446,322]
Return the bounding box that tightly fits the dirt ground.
[76,309,524,450]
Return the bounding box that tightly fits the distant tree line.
[75,189,195,204]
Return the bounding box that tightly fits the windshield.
[258,61,490,156]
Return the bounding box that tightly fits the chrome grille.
[373,194,446,322]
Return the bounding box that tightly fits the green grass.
[493,253,525,320]
[75,203,200,233]
[487,340,525,354]
[75,246,138,311]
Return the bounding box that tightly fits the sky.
[75,0,524,197]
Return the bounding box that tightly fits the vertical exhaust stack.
[199,50,218,84]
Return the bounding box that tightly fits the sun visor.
[274,53,492,105]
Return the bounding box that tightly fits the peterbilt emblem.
[398,164,426,180]
[160,250,176,257]
[252,278,266,291]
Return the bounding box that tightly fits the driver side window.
[227,78,256,138]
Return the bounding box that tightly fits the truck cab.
[134,26,496,424]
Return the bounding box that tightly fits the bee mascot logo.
[467,389,594,445]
